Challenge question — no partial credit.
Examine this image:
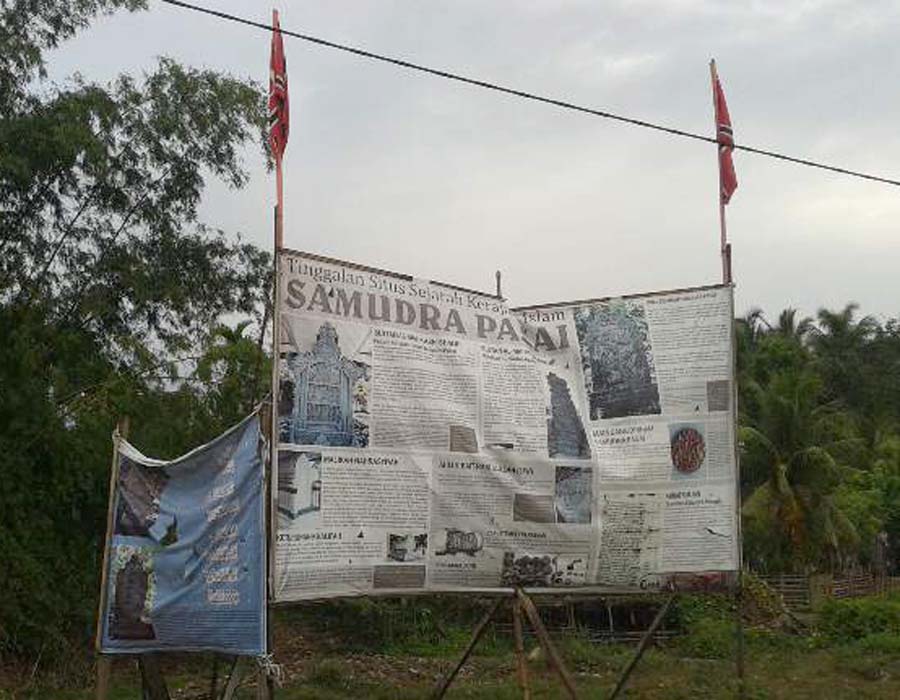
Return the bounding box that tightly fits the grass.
[8,638,898,700]
[7,595,900,699]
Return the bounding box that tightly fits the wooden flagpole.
[275,158,284,250]
[710,59,731,285]
[711,59,745,699]
[263,10,285,698]
[263,175,281,700]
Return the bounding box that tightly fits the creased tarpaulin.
[99,412,266,655]
[272,250,740,602]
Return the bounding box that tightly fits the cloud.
[39,0,900,321]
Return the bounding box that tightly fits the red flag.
[268,9,289,160]
[712,69,737,204]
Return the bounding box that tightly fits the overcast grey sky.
[45,0,900,322]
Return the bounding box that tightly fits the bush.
[675,616,734,659]
[855,631,900,654]
[818,595,900,642]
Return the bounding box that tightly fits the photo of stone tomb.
[277,451,322,524]
[546,372,591,459]
[574,302,661,420]
[280,322,371,447]
[108,549,156,640]
[114,457,169,537]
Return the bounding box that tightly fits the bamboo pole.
[516,589,578,700]
[608,593,675,700]
[432,598,504,699]
[512,598,531,700]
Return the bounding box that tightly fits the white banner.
[272,251,738,601]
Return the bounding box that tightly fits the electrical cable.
[159,0,900,188]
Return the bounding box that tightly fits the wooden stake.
[608,593,675,700]
[512,598,531,700]
[432,598,503,699]
[516,589,578,700]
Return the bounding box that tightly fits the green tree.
[0,1,273,662]
[740,369,861,572]
[810,303,879,411]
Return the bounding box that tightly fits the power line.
[160,0,900,189]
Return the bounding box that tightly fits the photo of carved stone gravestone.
[277,450,322,526]
[574,302,661,420]
[280,321,371,447]
[546,372,591,458]
[108,547,156,640]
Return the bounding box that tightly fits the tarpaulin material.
[98,412,266,655]
[272,250,739,602]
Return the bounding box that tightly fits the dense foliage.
[0,1,271,663]
[738,307,900,574]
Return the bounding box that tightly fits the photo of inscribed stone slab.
[546,372,591,458]
[574,301,661,420]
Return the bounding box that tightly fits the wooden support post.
[516,589,578,700]
[608,593,675,700]
[95,416,128,700]
[261,400,275,700]
[138,654,169,700]
[512,598,531,700]
[221,656,243,700]
[256,667,272,700]
[735,573,746,699]
[94,658,111,700]
[209,654,220,700]
[432,598,503,699]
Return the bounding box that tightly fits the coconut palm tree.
[740,368,860,572]
[774,307,815,343]
[809,303,879,408]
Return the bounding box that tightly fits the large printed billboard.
[272,251,739,601]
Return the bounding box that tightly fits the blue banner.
[99,413,266,655]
